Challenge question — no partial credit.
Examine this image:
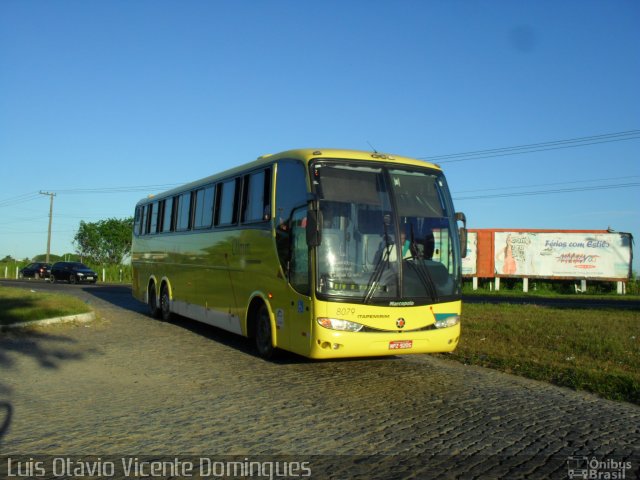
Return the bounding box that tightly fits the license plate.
[86,276,94,281]
[389,340,413,350]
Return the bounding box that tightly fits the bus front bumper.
[308,322,461,359]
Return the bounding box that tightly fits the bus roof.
[137,148,441,205]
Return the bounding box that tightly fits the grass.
[0,286,92,326]
[448,303,640,404]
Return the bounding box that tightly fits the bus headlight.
[434,315,460,329]
[317,318,364,332]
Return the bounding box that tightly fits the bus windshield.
[312,161,461,305]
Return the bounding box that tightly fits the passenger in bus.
[375,231,413,264]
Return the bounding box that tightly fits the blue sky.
[1,1,639,271]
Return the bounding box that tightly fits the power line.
[0,192,42,208]
[0,132,637,215]
[419,130,640,164]
[55,213,132,219]
[53,183,183,194]
[0,184,183,208]
[454,175,640,194]
[0,230,76,235]
[0,183,182,211]
[454,182,640,201]
[422,130,640,160]
[0,215,49,227]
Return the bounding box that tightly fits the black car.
[18,262,51,279]
[50,262,98,284]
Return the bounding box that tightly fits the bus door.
[284,207,313,355]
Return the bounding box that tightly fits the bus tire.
[148,282,160,318]
[159,284,172,322]
[255,304,275,359]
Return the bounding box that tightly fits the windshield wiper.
[363,216,393,304]
[404,261,439,303]
[405,224,439,303]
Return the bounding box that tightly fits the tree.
[33,253,62,262]
[73,217,133,264]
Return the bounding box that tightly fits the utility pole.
[39,191,56,263]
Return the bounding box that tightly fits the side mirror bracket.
[456,212,467,258]
[306,200,321,247]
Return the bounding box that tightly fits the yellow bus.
[131,149,467,359]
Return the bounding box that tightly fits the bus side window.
[134,206,142,235]
[150,202,159,234]
[289,207,310,295]
[176,192,192,231]
[215,178,238,226]
[157,200,165,232]
[171,196,179,232]
[263,167,271,220]
[242,170,262,223]
[232,177,241,224]
[241,168,272,224]
[274,160,308,272]
[194,185,214,229]
[143,204,152,235]
[161,197,174,233]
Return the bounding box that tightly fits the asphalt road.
[0,279,639,479]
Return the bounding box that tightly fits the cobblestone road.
[1,282,639,479]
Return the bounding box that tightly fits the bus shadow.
[78,285,404,365]
[166,314,310,365]
[168,314,403,365]
[81,284,148,314]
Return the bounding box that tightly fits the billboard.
[462,232,477,275]
[493,232,631,279]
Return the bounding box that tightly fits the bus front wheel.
[255,304,274,359]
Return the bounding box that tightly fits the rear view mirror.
[456,212,467,258]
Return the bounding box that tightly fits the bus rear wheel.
[255,304,275,359]
[148,282,160,318]
[159,284,172,322]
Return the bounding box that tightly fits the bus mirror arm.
[306,207,321,247]
[456,212,467,259]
